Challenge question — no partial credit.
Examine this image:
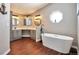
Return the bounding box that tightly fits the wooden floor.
[8,37,60,55]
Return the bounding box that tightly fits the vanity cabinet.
[30,30,36,40]
[30,26,41,42]
[11,30,22,41]
[22,30,30,37]
[17,26,41,42]
[11,26,41,42]
[36,26,41,42]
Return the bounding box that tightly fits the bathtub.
[41,33,74,53]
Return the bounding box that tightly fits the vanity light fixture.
[0,3,7,15]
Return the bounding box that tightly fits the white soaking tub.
[41,33,74,53]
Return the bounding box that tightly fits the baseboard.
[72,46,78,50]
[22,35,30,37]
[2,48,10,55]
[36,39,41,42]
[72,45,78,55]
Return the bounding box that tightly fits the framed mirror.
[12,16,19,26]
[24,16,32,26]
[34,15,42,26]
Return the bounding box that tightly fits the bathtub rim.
[41,33,74,40]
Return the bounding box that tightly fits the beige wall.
[32,3,77,47]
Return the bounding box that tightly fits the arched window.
[50,11,63,23]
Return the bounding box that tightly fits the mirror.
[12,16,19,26]
[24,16,32,26]
[34,15,42,26]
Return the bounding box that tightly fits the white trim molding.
[72,46,78,50]
[22,35,30,37]
[2,48,10,55]
[72,45,78,55]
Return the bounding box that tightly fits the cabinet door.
[12,30,22,41]
[30,30,36,40]
[17,30,22,39]
[36,26,41,42]
[13,30,17,40]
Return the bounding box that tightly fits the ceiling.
[11,3,48,15]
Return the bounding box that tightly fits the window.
[50,11,63,23]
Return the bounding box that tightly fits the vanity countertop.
[12,26,36,30]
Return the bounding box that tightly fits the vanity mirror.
[12,16,19,26]
[34,15,42,26]
[24,16,32,26]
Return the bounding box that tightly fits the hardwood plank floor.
[8,37,60,55]
[8,37,77,55]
